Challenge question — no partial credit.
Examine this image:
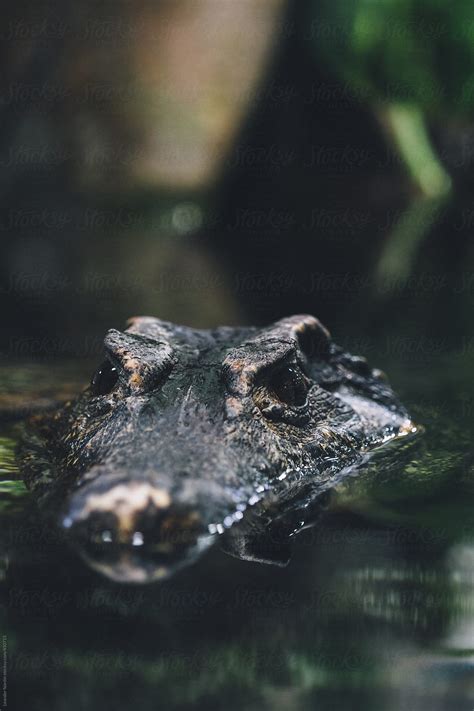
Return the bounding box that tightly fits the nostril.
[58,485,216,582]
[62,503,205,561]
[137,507,204,555]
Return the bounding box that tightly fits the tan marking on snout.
[82,483,171,540]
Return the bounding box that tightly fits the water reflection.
[1,362,474,710]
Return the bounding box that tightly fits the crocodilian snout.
[60,479,216,583]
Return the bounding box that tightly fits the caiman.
[19,314,418,582]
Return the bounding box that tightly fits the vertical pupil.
[91,360,119,395]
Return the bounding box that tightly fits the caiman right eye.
[91,360,119,396]
[268,365,308,407]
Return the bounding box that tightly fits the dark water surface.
[1,349,473,711]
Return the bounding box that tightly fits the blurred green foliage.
[310,0,474,116]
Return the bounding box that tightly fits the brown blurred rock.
[55,0,287,193]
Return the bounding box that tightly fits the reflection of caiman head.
[20,314,417,583]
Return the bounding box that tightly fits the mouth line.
[362,418,421,450]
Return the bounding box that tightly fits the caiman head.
[20,314,417,582]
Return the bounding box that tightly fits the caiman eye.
[269,365,308,407]
[91,360,119,396]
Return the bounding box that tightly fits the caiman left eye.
[91,360,119,396]
[269,366,308,407]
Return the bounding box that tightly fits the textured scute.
[18,314,415,578]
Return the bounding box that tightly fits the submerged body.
[19,314,417,582]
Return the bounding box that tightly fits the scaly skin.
[19,314,417,582]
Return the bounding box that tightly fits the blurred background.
[2,4,474,710]
[2,0,474,365]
